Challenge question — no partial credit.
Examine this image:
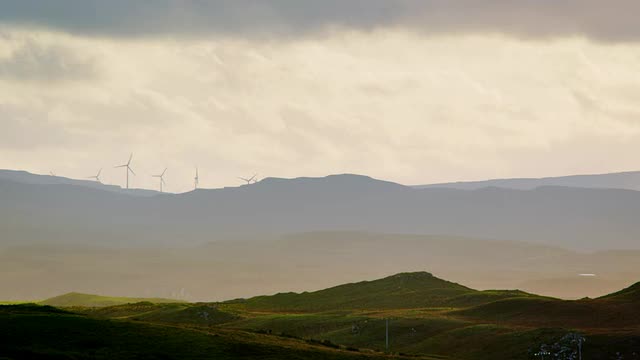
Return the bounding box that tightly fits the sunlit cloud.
[1,26,640,192]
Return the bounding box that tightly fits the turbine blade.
[162,168,167,176]
[127,153,133,165]
[115,165,127,168]
[128,167,136,176]
[97,168,102,177]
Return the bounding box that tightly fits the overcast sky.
[1,1,640,192]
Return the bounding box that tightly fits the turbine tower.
[194,168,199,190]
[115,153,135,189]
[153,168,167,193]
[87,168,102,183]
[238,174,257,185]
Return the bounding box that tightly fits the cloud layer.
[1,1,640,42]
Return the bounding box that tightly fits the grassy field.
[0,304,431,360]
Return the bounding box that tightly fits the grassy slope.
[216,273,640,359]
[40,292,185,307]
[598,281,640,301]
[79,302,242,326]
[0,304,422,360]
[228,272,537,312]
[6,273,640,359]
[454,282,640,328]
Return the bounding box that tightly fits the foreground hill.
[598,280,640,302]
[415,170,640,191]
[50,272,640,359]
[446,280,640,329]
[0,304,411,360]
[40,292,185,307]
[228,272,542,311]
[3,173,640,250]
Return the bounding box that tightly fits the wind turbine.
[115,153,135,189]
[87,168,102,182]
[152,168,167,193]
[238,174,256,185]
[194,168,199,190]
[49,171,56,176]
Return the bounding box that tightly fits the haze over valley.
[2,170,640,302]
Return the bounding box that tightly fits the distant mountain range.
[0,169,159,197]
[2,170,640,250]
[415,170,640,191]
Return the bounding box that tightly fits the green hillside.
[0,304,418,360]
[40,292,186,307]
[228,272,540,312]
[598,281,640,302]
[455,282,640,328]
[82,302,241,326]
[5,273,640,359]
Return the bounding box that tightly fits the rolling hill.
[597,280,640,302]
[40,292,186,307]
[44,272,640,360]
[451,280,640,328]
[0,304,411,360]
[415,170,640,191]
[228,272,542,312]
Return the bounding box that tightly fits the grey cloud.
[0,40,98,82]
[0,1,639,42]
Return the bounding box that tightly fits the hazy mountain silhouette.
[2,172,640,250]
[0,169,159,197]
[415,170,640,191]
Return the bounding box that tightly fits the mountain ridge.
[415,170,640,191]
[0,169,160,197]
[3,171,640,250]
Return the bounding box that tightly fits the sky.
[1,1,640,193]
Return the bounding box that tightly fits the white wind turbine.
[153,168,167,193]
[238,174,257,185]
[87,168,102,183]
[194,168,199,190]
[115,153,135,189]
